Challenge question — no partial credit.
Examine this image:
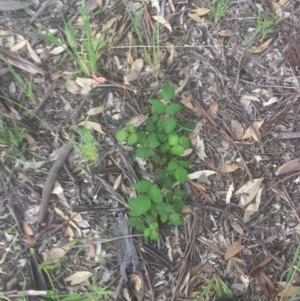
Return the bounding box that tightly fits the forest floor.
[0,1,299,300]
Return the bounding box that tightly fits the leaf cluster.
[116,83,192,239]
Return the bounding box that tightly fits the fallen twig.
[38,143,73,223]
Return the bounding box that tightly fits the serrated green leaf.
[146,121,156,133]
[174,189,185,198]
[151,154,162,164]
[151,99,166,114]
[115,130,128,142]
[162,118,177,134]
[144,228,151,237]
[166,103,182,115]
[171,144,184,155]
[161,83,175,101]
[148,133,160,149]
[168,133,179,146]
[157,133,167,142]
[169,213,183,226]
[175,167,188,183]
[135,147,151,158]
[150,184,163,203]
[126,124,136,133]
[179,136,190,148]
[160,213,168,223]
[177,160,191,169]
[137,132,147,144]
[160,143,170,153]
[128,133,138,145]
[150,222,158,230]
[150,230,159,240]
[134,180,152,192]
[173,198,184,212]
[128,195,151,216]
[167,159,178,171]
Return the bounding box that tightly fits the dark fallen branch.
[38,143,73,223]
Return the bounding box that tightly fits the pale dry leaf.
[124,58,144,84]
[42,244,71,264]
[66,80,80,94]
[64,271,92,285]
[180,94,194,110]
[230,221,244,235]
[235,178,264,207]
[78,121,104,133]
[86,106,105,116]
[26,41,41,64]
[249,38,272,54]
[65,226,75,239]
[129,274,144,294]
[190,136,207,161]
[188,170,216,180]
[75,77,99,88]
[25,134,37,150]
[23,222,34,236]
[209,102,218,117]
[176,68,190,94]
[49,46,66,55]
[225,241,244,260]
[243,203,259,222]
[188,12,202,23]
[225,183,234,204]
[101,17,117,32]
[219,164,240,173]
[10,40,27,52]
[166,42,175,65]
[180,148,193,157]
[243,120,264,142]
[113,174,122,190]
[189,7,210,16]
[275,158,300,176]
[231,119,244,140]
[152,15,172,32]
[91,75,106,83]
[218,29,233,37]
[278,282,300,297]
[22,160,45,170]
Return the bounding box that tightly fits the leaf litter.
[0,1,300,300]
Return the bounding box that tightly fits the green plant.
[279,242,300,301]
[207,0,229,24]
[116,83,193,239]
[0,118,27,162]
[255,12,281,40]
[71,121,99,168]
[38,0,110,76]
[122,1,161,71]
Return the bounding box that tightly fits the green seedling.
[207,0,229,24]
[116,83,194,239]
[255,12,281,40]
[71,121,99,169]
[279,242,300,301]
[122,1,161,72]
[0,118,27,162]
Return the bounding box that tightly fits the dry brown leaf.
[209,101,218,117]
[191,7,210,16]
[124,58,144,84]
[152,15,172,32]
[235,178,264,207]
[243,120,264,142]
[101,17,117,32]
[230,221,244,235]
[42,244,71,264]
[75,77,99,88]
[92,74,106,83]
[225,241,244,260]
[219,164,240,173]
[86,106,105,116]
[190,135,207,161]
[277,282,300,297]
[23,222,34,236]
[218,29,234,37]
[166,42,175,65]
[180,94,194,110]
[243,203,259,222]
[275,158,300,176]
[64,271,92,285]
[249,38,272,54]
[113,174,122,190]
[78,121,104,133]
[188,12,203,23]
[10,40,27,52]
[66,80,80,94]
[65,226,75,239]
[26,41,41,64]
[231,119,244,140]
